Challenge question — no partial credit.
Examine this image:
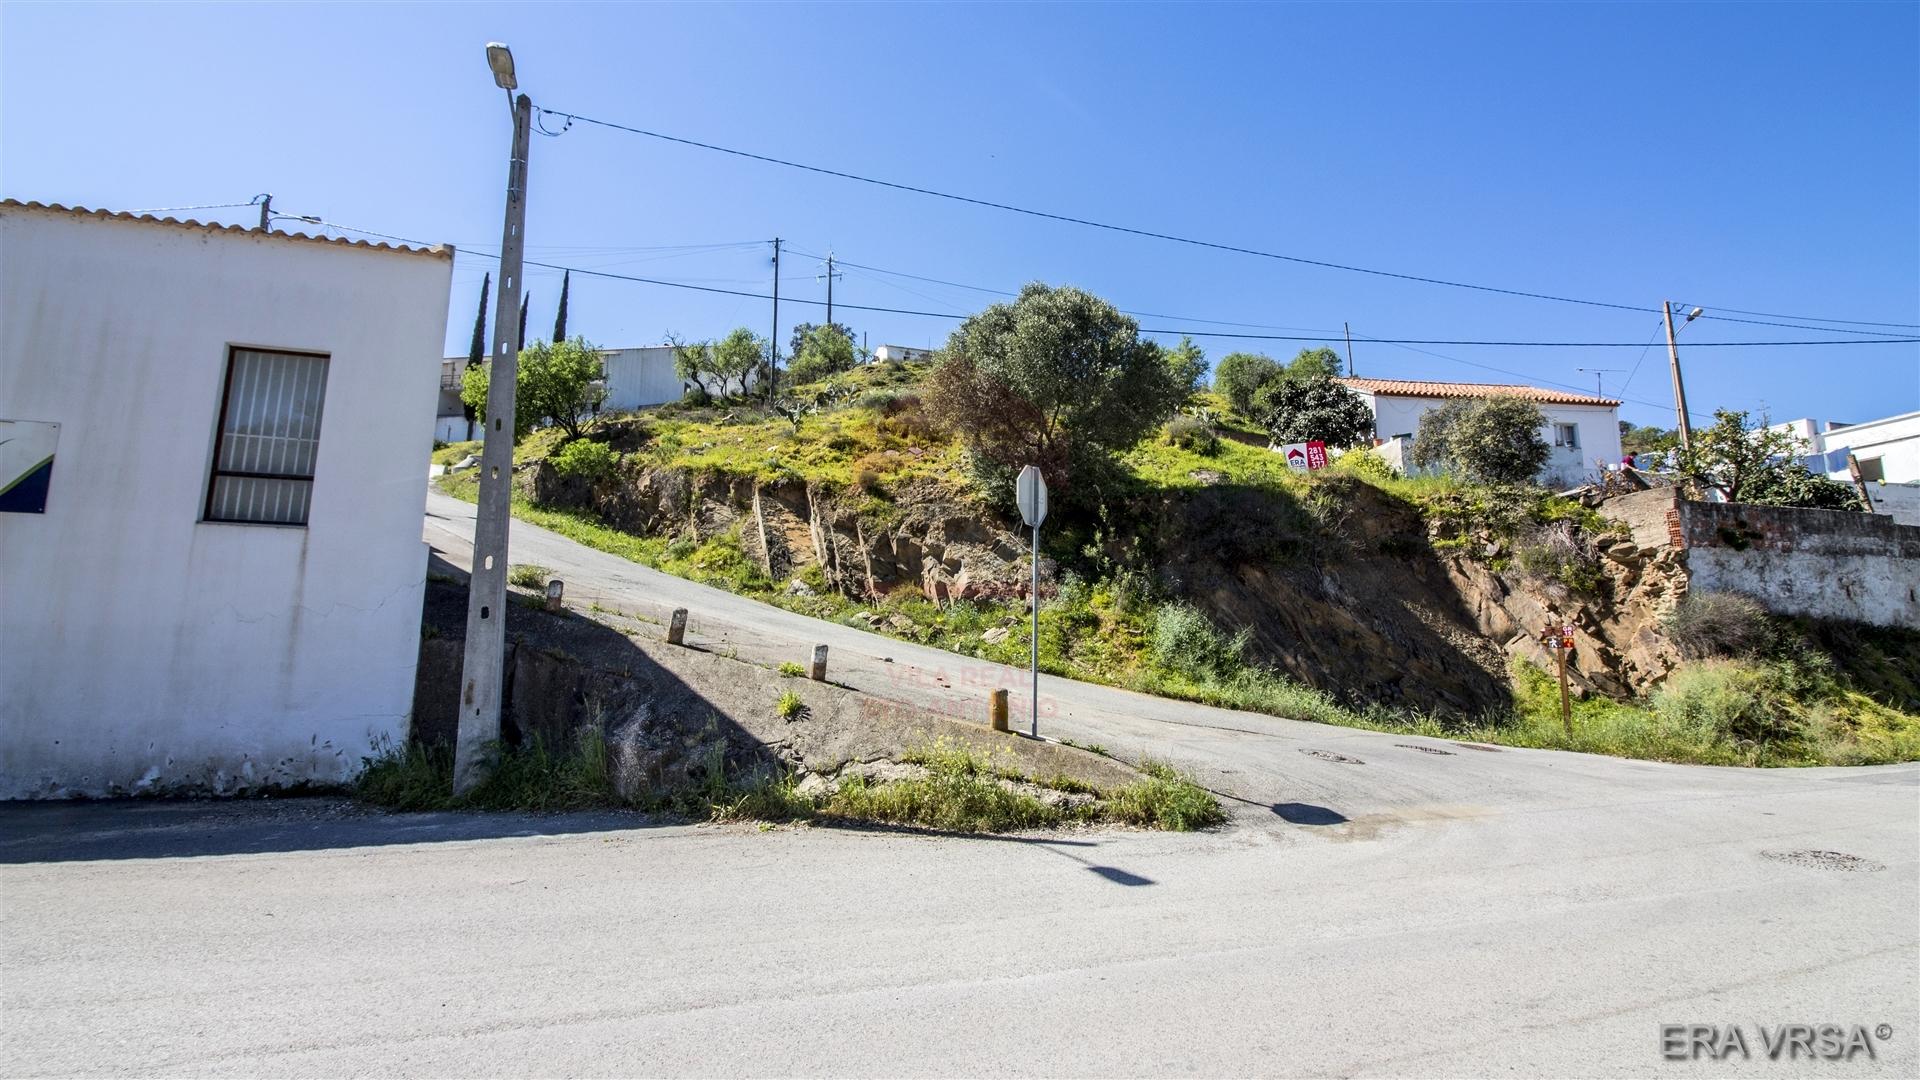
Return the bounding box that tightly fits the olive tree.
[925,283,1189,496]
[1410,396,1550,485]
[1679,409,1861,510]
[1252,370,1375,447]
[460,336,607,441]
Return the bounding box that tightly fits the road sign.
[1016,465,1048,527]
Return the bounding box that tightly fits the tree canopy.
[1678,409,1861,510]
[1212,347,1343,417]
[924,283,1189,496]
[788,322,861,384]
[1252,371,1375,447]
[460,336,607,442]
[1410,396,1550,485]
[672,328,763,399]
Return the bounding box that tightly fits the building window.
[204,347,329,526]
[1554,422,1579,448]
[1856,456,1885,483]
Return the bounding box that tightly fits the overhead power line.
[128,201,259,215]
[288,214,1919,348]
[538,106,1919,336]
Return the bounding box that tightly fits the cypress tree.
[552,270,570,342]
[518,293,530,348]
[463,273,490,428]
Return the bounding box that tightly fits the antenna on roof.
[1577,368,1623,397]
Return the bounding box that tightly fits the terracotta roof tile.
[1339,376,1620,408]
[0,200,453,260]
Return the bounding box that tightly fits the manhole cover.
[1396,743,1455,756]
[1299,749,1364,764]
[1456,743,1504,752]
[1761,849,1885,873]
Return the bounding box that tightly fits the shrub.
[1650,661,1800,745]
[1106,760,1226,830]
[1665,592,1773,659]
[777,661,805,678]
[1150,603,1247,679]
[1334,448,1399,481]
[1512,523,1601,595]
[550,438,615,480]
[1164,416,1220,455]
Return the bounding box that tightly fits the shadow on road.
[0,798,682,865]
[1272,802,1349,825]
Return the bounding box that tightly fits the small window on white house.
[1856,456,1885,483]
[1554,422,1579,448]
[204,347,329,526]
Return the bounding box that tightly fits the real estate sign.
[1279,441,1329,473]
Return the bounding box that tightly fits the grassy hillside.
[435,360,1920,767]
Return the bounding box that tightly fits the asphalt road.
[0,491,1913,1077]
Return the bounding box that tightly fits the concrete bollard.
[667,608,688,646]
[544,580,565,612]
[809,644,829,681]
[989,688,1010,732]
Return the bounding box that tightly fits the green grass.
[777,660,806,678]
[506,563,551,589]
[355,735,1224,833]
[432,440,481,466]
[775,689,807,720]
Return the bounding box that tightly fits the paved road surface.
[0,491,1911,1076]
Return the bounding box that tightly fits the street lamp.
[455,44,534,795]
[485,42,517,90]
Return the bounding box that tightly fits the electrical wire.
[128,201,258,215]
[284,214,1919,347]
[538,107,1919,336]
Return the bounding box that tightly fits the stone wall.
[1601,488,1920,629]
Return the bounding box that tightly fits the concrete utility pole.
[823,253,842,328]
[255,193,272,231]
[455,45,533,796]
[1343,321,1355,376]
[1663,300,1699,452]
[769,237,782,401]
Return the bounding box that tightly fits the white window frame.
[1554,422,1579,448]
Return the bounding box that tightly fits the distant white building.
[437,344,687,436]
[599,345,685,412]
[1769,411,1920,525]
[873,344,933,364]
[1344,377,1623,488]
[0,201,454,798]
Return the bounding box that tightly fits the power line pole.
[769,237,782,401]
[455,87,533,797]
[824,253,840,327]
[1343,321,1355,376]
[1662,300,1695,451]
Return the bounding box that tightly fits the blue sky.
[4,1,1915,429]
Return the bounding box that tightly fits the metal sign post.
[1016,466,1048,738]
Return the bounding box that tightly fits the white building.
[436,345,686,435]
[0,201,454,798]
[599,345,685,412]
[1343,377,1623,488]
[873,344,933,364]
[1769,411,1920,525]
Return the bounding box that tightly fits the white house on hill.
[1343,377,1623,488]
[436,344,686,440]
[0,201,454,798]
[1769,411,1920,525]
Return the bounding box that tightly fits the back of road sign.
[1016,465,1048,528]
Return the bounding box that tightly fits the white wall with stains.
[0,203,454,797]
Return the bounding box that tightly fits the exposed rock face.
[523,460,1695,718]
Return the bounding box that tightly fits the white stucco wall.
[601,346,684,412]
[1772,412,1920,485]
[0,205,454,798]
[1358,391,1622,487]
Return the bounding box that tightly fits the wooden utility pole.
[1556,648,1573,737]
[1663,300,1694,452]
[1846,453,1876,513]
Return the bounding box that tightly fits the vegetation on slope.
[432,304,1918,768]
